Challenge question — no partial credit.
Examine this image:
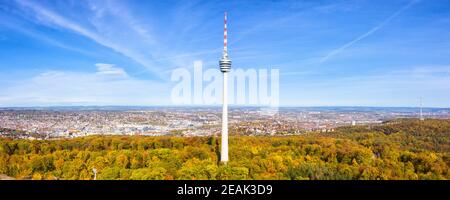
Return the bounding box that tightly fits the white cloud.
[95,63,128,78]
[0,65,171,106]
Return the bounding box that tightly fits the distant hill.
[329,119,450,152]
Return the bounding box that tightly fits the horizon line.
[0,105,448,109]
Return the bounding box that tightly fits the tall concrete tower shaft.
[220,12,231,163]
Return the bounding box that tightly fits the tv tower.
[220,12,231,163]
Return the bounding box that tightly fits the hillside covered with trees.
[0,119,449,180]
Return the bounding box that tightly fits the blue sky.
[0,0,449,107]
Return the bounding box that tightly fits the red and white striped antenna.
[223,11,228,58]
[219,11,231,73]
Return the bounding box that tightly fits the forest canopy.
[0,119,449,180]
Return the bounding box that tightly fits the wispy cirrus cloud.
[86,0,156,45]
[320,0,419,63]
[0,17,93,55]
[1,0,449,107]
[15,0,165,78]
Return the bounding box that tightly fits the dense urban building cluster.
[0,107,448,140]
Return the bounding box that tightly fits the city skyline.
[1,0,450,107]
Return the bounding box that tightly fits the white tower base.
[221,72,229,163]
